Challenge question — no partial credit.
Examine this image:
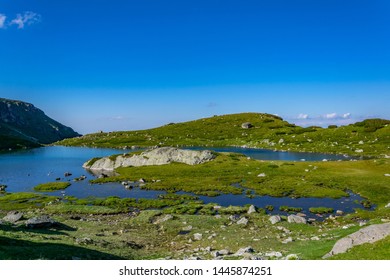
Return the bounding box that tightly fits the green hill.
[57,112,390,157]
[0,98,81,151]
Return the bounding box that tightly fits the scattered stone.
[277,226,291,234]
[139,178,146,183]
[237,217,249,226]
[212,249,231,258]
[285,254,300,260]
[359,220,368,227]
[282,237,293,244]
[257,173,266,177]
[269,215,281,225]
[359,140,364,145]
[241,122,253,129]
[385,174,390,177]
[265,251,282,258]
[234,247,254,256]
[336,210,344,215]
[385,203,390,208]
[3,211,23,223]
[182,225,193,231]
[311,236,320,241]
[193,233,203,241]
[76,237,94,245]
[121,181,129,186]
[25,216,58,229]
[288,215,307,224]
[152,214,173,224]
[229,215,241,222]
[355,149,364,153]
[247,205,257,214]
[323,223,390,258]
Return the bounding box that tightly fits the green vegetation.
[309,207,334,214]
[0,193,57,211]
[34,182,71,192]
[279,206,303,213]
[56,112,390,157]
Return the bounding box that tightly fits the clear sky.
[1,0,389,134]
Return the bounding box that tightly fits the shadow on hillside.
[0,223,125,260]
[0,235,124,260]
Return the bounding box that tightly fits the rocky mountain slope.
[0,98,80,150]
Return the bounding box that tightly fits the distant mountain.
[0,98,81,150]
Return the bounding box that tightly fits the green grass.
[56,112,390,158]
[0,193,57,210]
[34,182,71,192]
[309,207,334,214]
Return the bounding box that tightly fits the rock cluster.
[84,147,216,171]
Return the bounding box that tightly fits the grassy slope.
[57,113,390,157]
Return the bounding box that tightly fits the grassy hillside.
[58,113,390,157]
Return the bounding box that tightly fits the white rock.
[193,233,203,241]
[288,215,307,224]
[247,205,257,214]
[269,215,281,225]
[355,149,364,153]
[265,251,282,258]
[257,173,266,177]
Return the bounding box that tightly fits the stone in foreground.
[323,223,390,258]
[25,216,58,229]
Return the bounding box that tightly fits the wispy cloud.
[288,112,354,127]
[297,113,309,119]
[10,11,41,29]
[0,14,6,29]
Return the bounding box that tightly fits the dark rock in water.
[25,216,58,229]
[0,184,7,192]
[55,177,61,181]
[64,172,72,177]
[3,211,23,223]
[241,122,253,129]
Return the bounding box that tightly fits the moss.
[309,207,334,214]
[34,182,71,192]
[279,206,303,213]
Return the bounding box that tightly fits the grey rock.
[265,251,283,258]
[3,211,23,223]
[269,215,281,225]
[282,237,293,244]
[323,223,390,258]
[241,122,253,129]
[182,225,193,231]
[76,237,94,245]
[285,254,300,260]
[229,215,241,222]
[234,247,254,256]
[25,216,57,229]
[0,184,7,192]
[385,203,390,208]
[193,233,203,241]
[247,205,257,214]
[152,214,173,224]
[237,217,249,225]
[84,147,216,171]
[288,215,307,224]
[212,249,231,258]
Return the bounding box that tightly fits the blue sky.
[1,0,389,134]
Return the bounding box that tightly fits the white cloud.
[0,14,6,29]
[297,113,309,119]
[325,113,337,119]
[10,11,41,29]
[342,113,351,119]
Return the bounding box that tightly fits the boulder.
[234,247,254,256]
[269,215,281,225]
[237,217,249,225]
[152,214,173,224]
[84,147,216,171]
[3,211,23,223]
[193,233,203,241]
[247,205,257,214]
[288,215,307,224]
[25,216,57,229]
[241,122,253,129]
[323,223,390,258]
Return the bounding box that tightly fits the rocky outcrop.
[0,98,80,150]
[25,216,58,229]
[84,147,216,171]
[323,223,390,258]
[2,211,23,223]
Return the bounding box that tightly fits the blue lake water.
[0,146,367,216]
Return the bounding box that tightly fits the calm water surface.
[0,146,367,216]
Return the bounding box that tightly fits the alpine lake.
[0,146,369,218]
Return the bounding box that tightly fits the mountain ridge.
[0,98,81,150]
